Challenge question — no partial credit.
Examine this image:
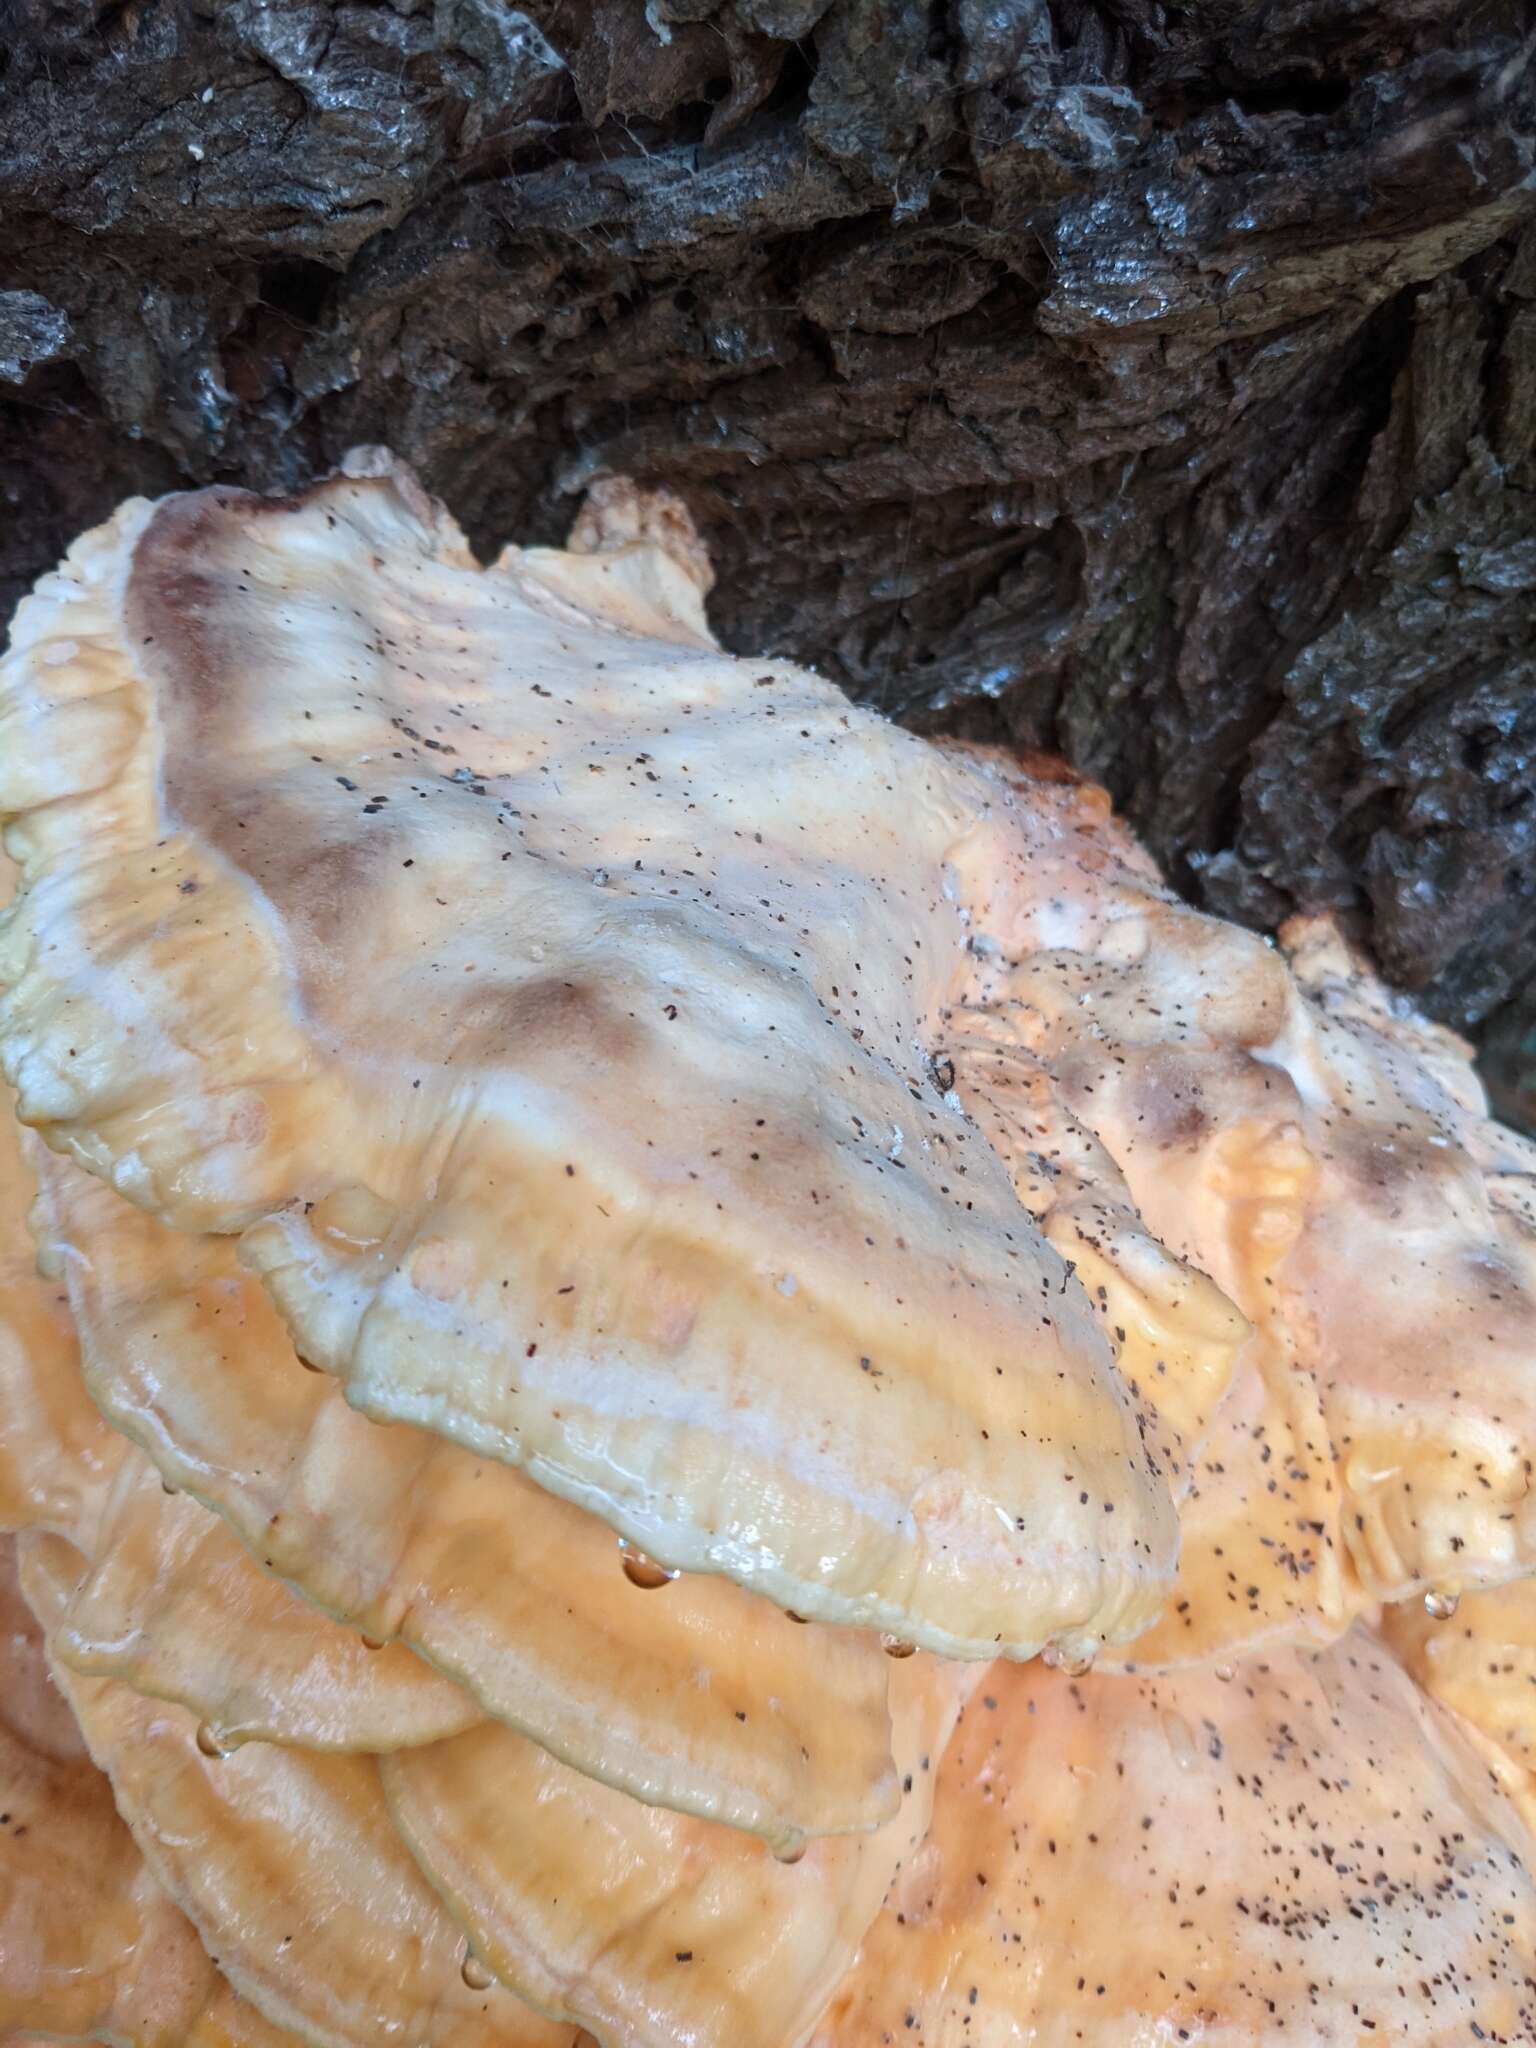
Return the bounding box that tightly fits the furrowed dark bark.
[1,0,1532,1114]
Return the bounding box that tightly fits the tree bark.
[2,0,1533,1113]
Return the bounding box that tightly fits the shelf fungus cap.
[0,1107,477,1760]
[0,1533,300,2048]
[50,1452,482,1757]
[0,459,1178,1659]
[810,1629,1536,2046]
[1275,915,1536,1603]
[29,1131,902,1851]
[951,755,1536,1649]
[19,1536,568,2048]
[381,1655,979,2048]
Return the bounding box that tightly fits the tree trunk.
[2,0,1533,1114]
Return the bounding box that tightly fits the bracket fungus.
[50,1455,482,1758]
[947,772,1536,1660]
[0,1536,301,2048]
[26,1130,899,1850]
[1,461,1534,2048]
[0,462,1184,1662]
[380,1658,978,2048]
[0,1103,479,1761]
[21,1535,567,2048]
[809,1630,1536,2046]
